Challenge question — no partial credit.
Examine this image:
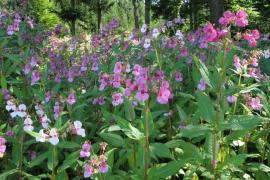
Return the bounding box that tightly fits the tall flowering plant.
[0,8,270,180]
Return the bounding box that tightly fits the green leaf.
[58,141,80,149]
[29,152,49,167]
[0,169,18,180]
[105,148,116,171]
[176,105,187,121]
[219,115,269,131]
[47,146,58,171]
[180,125,211,139]
[196,92,215,123]
[150,143,172,159]
[99,133,125,147]
[124,99,135,121]
[58,150,80,172]
[193,55,213,88]
[149,160,186,179]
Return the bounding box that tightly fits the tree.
[132,0,139,29]
[207,0,224,26]
[145,0,151,26]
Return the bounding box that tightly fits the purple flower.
[197,79,206,91]
[80,142,91,158]
[53,102,61,119]
[178,122,185,129]
[175,72,183,82]
[30,151,36,160]
[5,130,13,137]
[99,161,109,173]
[84,164,94,178]
[227,95,237,103]
[31,70,41,85]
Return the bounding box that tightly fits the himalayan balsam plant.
[0,7,270,180]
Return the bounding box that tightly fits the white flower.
[40,115,51,129]
[74,121,86,137]
[128,32,134,41]
[126,63,131,73]
[176,30,183,40]
[140,24,147,33]
[23,116,34,132]
[36,129,48,143]
[10,104,27,118]
[232,140,245,147]
[243,173,251,180]
[152,28,160,39]
[263,49,270,59]
[49,128,59,145]
[5,100,16,111]
[143,39,151,49]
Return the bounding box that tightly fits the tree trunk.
[208,0,224,26]
[71,0,76,35]
[189,0,193,30]
[132,0,139,29]
[144,0,151,26]
[97,0,102,33]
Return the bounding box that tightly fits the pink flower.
[249,97,263,111]
[234,55,241,70]
[67,93,76,105]
[135,81,149,102]
[235,10,248,27]
[111,74,121,88]
[133,64,141,76]
[49,128,59,145]
[203,22,218,42]
[180,48,188,57]
[112,92,124,106]
[113,62,123,74]
[157,85,171,104]
[219,11,235,26]
[243,29,260,48]
[252,58,258,67]
[0,136,6,158]
[249,68,257,77]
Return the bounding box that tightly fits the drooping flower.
[23,115,34,132]
[157,84,171,104]
[72,120,86,137]
[36,129,48,143]
[143,39,151,49]
[152,28,160,39]
[67,92,76,105]
[227,95,237,104]
[112,92,124,106]
[31,70,41,85]
[197,79,206,91]
[140,24,147,33]
[80,142,91,158]
[84,164,94,178]
[175,71,183,82]
[235,10,248,27]
[0,136,6,158]
[203,22,218,42]
[11,104,27,118]
[113,62,123,74]
[135,81,149,102]
[249,97,263,111]
[49,128,59,145]
[53,102,61,120]
[99,161,109,173]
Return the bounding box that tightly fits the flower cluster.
[0,137,6,158]
[83,142,109,178]
[36,128,59,145]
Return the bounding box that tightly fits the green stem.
[144,103,149,180]
[233,73,242,114]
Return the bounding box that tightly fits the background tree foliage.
[2,0,270,34]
